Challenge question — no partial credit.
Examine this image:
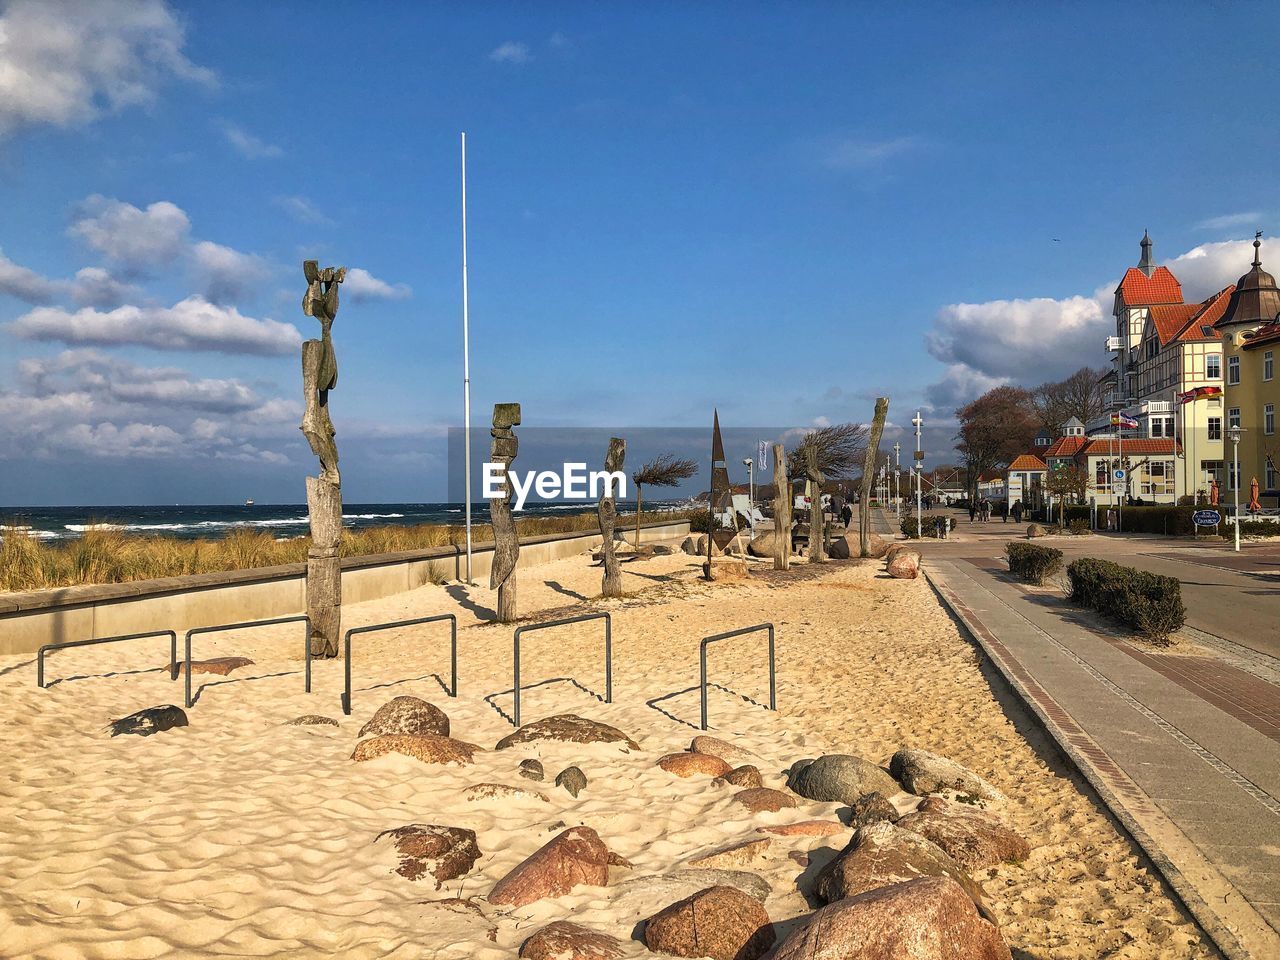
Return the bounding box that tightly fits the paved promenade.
[905,512,1280,959]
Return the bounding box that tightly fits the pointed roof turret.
[1216,231,1280,328]
[1138,230,1155,277]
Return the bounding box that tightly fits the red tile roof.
[1149,303,1198,344]
[1175,285,1234,342]
[1243,321,1280,350]
[1043,436,1087,458]
[1007,454,1047,472]
[1117,266,1183,306]
[1077,438,1181,458]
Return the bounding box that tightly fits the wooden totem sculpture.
[300,260,346,657]
[772,441,790,570]
[859,397,889,557]
[489,403,521,622]
[806,446,826,564]
[597,437,626,598]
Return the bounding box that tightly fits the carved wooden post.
[489,403,521,622]
[859,397,890,557]
[806,446,825,564]
[598,437,626,598]
[772,442,790,570]
[300,260,346,658]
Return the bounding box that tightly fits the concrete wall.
[0,519,691,656]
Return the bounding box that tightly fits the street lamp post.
[912,412,924,537]
[893,441,901,516]
[1228,425,1242,552]
[742,457,755,537]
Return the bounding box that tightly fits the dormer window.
[1146,338,1158,359]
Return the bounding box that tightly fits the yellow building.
[1096,234,1231,501]
[1216,236,1280,507]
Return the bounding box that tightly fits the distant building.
[1215,235,1280,507]
[1095,232,1227,500]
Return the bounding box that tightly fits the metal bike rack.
[512,612,611,727]
[37,629,178,689]
[184,615,310,707]
[699,623,776,731]
[341,614,457,716]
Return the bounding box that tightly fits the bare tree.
[631,454,697,550]
[1033,367,1109,433]
[786,423,869,480]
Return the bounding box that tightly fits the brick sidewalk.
[926,556,1280,960]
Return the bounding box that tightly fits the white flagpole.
[461,132,473,584]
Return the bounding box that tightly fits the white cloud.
[71,267,139,308]
[1165,237,1262,301]
[0,349,299,462]
[9,296,302,355]
[919,235,1267,410]
[820,135,920,171]
[0,0,214,138]
[926,292,1109,383]
[69,195,191,271]
[924,364,1010,412]
[343,267,411,302]
[1196,212,1261,232]
[274,195,332,226]
[0,249,60,303]
[191,240,272,303]
[549,31,571,49]
[219,120,283,159]
[489,41,531,64]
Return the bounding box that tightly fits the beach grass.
[0,509,698,592]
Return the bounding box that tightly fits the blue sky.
[2,1,1277,505]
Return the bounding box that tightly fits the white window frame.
[1229,407,1241,429]
[1265,351,1274,382]
[1227,355,1240,384]
[1267,403,1275,436]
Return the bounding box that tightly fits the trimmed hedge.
[901,514,950,539]
[1238,520,1280,538]
[1005,542,1063,585]
[1067,557,1186,644]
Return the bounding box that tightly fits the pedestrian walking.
[969,502,977,523]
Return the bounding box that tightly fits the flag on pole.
[757,440,768,471]
[1111,413,1139,430]
[1177,385,1223,404]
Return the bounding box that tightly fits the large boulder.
[786,754,900,804]
[556,766,588,798]
[358,695,450,738]
[643,885,775,960]
[890,747,1004,801]
[617,869,772,905]
[108,705,188,738]
[758,820,845,838]
[734,787,797,813]
[681,536,701,556]
[887,551,922,579]
[691,735,760,767]
[1027,523,1046,538]
[687,837,773,869]
[771,876,1012,960]
[351,734,480,766]
[897,796,1030,870]
[885,542,914,563]
[374,824,480,887]
[813,821,986,909]
[704,556,749,581]
[658,753,733,778]
[716,765,764,788]
[519,921,628,960]
[830,532,889,560]
[747,529,783,558]
[488,826,612,907]
[495,714,639,752]
[847,791,900,829]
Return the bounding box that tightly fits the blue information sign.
[1192,510,1221,526]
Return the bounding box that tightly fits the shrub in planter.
[1005,542,1064,585]
[1067,518,1091,535]
[1067,557,1185,644]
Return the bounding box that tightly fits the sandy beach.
[0,544,1217,959]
